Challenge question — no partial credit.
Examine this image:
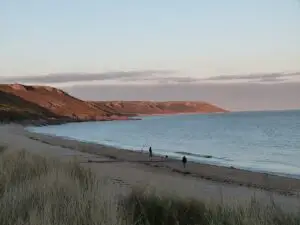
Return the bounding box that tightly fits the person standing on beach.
[182,156,187,168]
[149,146,153,159]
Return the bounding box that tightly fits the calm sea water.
[29,110,300,178]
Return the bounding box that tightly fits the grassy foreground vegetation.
[0,145,299,225]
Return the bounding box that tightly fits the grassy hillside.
[0,90,60,122]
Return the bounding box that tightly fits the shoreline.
[31,129,299,181]
[77,139,300,181]
[25,126,300,196]
[2,116,141,127]
[26,114,300,182]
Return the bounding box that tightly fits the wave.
[174,151,232,162]
[175,151,213,158]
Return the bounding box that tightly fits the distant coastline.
[17,111,228,127]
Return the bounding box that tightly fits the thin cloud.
[203,72,300,81]
[0,70,175,84]
[248,77,288,83]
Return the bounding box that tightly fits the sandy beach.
[1,124,300,212]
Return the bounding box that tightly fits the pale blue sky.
[0,0,300,79]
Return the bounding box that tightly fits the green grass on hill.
[0,146,299,225]
[0,90,59,122]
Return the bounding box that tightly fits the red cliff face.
[0,84,228,123]
[0,84,112,121]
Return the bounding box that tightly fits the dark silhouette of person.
[182,156,187,168]
[149,147,153,159]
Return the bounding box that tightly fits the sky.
[0,0,300,110]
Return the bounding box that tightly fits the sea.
[28,110,300,178]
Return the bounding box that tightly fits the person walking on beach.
[149,146,153,159]
[182,156,187,168]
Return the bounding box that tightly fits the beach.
[1,123,300,211]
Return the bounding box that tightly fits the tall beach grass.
[0,145,299,225]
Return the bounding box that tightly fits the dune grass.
[0,146,299,225]
[0,146,120,225]
[122,190,300,225]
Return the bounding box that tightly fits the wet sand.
[1,124,300,211]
